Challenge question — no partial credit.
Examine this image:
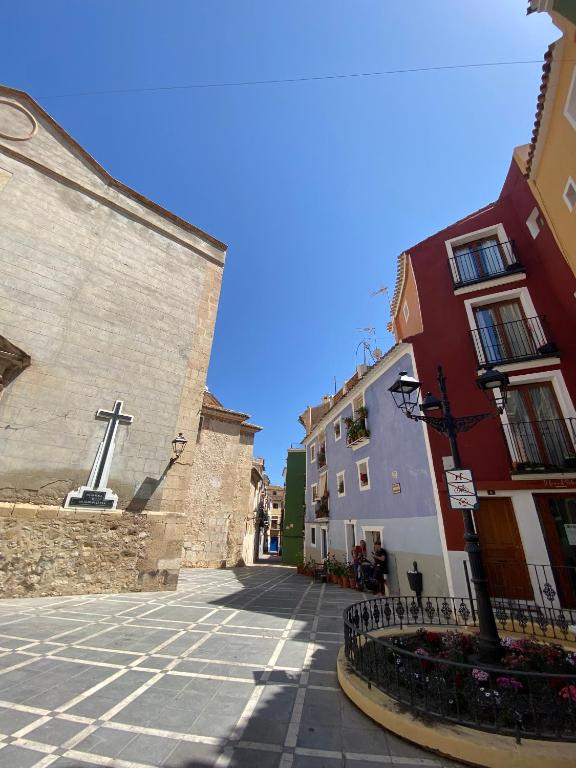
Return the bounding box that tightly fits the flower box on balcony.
[344,411,370,446]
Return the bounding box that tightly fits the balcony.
[315,496,329,519]
[450,240,524,289]
[318,447,327,468]
[503,418,576,473]
[345,409,370,447]
[471,315,558,367]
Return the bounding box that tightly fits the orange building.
[524,1,576,274]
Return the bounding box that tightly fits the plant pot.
[329,574,337,584]
[342,578,350,589]
[348,579,357,590]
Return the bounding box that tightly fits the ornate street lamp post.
[389,364,509,663]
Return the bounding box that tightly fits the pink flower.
[559,685,576,702]
[472,668,489,682]
[496,676,523,690]
[414,648,428,656]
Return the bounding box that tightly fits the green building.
[281,448,306,565]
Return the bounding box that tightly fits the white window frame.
[336,470,346,497]
[526,207,542,239]
[310,526,317,546]
[564,65,576,131]
[333,417,342,442]
[463,286,558,372]
[352,391,366,420]
[320,526,328,559]
[402,300,410,322]
[356,458,371,491]
[500,370,576,477]
[310,442,316,463]
[344,521,356,556]
[362,527,383,553]
[563,177,576,212]
[311,483,318,503]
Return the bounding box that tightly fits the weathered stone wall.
[0,503,186,598]
[0,92,225,513]
[181,419,255,568]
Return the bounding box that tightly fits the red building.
[391,148,576,607]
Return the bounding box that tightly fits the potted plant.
[347,563,356,590]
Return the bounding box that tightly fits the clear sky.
[1,1,556,484]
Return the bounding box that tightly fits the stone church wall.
[181,419,255,568]
[0,503,186,598]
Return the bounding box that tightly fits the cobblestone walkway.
[0,566,459,768]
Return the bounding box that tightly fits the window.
[452,236,507,284]
[334,418,342,441]
[563,178,576,212]
[403,301,410,321]
[504,382,575,470]
[310,443,316,463]
[272,502,279,509]
[473,300,539,364]
[320,527,328,559]
[347,393,369,446]
[564,66,576,131]
[357,459,370,491]
[526,208,544,239]
[311,526,317,546]
[318,431,327,468]
[336,471,345,497]
[311,484,318,503]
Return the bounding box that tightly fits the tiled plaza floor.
[0,566,460,768]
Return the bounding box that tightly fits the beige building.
[0,86,226,597]
[181,391,262,568]
[265,484,285,554]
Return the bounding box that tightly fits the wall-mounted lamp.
[171,432,188,460]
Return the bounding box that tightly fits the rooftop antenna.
[355,327,378,367]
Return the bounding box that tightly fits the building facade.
[524,4,576,276]
[266,485,285,554]
[281,448,306,566]
[300,343,450,597]
[391,154,576,603]
[0,87,226,597]
[181,391,261,568]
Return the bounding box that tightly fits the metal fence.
[343,595,576,741]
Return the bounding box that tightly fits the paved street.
[0,566,457,768]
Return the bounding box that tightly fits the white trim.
[510,473,576,481]
[310,442,316,463]
[526,207,541,239]
[320,526,328,559]
[311,483,318,503]
[361,527,383,551]
[454,272,526,296]
[402,300,410,322]
[336,470,346,498]
[490,357,560,375]
[564,65,576,131]
[310,526,317,546]
[356,458,371,491]
[333,417,342,442]
[344,520,357,557]
[445,223,510,285]
[562,177,576,212]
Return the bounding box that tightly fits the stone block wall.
[181,419,256,568]
[0,503,186,598]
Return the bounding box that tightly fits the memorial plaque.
[68,490,115,509]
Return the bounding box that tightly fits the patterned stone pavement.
[0,566,460,768]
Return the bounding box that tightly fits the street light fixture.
[389,364,509,663]
[171,432,188,460]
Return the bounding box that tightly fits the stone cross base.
[64,485,118,510]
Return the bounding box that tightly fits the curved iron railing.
[343,596,576,741]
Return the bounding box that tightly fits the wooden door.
[535,495,576,609]
[475,497,534,600]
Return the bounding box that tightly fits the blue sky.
[2,1,556,483]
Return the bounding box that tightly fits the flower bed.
[344,597,576,741]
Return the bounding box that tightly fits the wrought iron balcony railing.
[449,239,524,289]
[471,315,558,366]
[315,497,329,519]
[503,417,576,473]
[317,449,327,468]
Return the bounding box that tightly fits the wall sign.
[392,482,401,494]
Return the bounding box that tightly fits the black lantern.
[420,391,442,414]
[171,432,188,459]
[388,371,422,415]
[476,365,510,413]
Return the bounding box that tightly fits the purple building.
[299,342,449,596]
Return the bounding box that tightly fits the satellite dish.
[373,348,383,360]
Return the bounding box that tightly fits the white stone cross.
[64,400,133,510]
